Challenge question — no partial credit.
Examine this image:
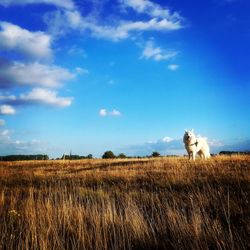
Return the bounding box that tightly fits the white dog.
[183,129,210,161]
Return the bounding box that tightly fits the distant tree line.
[0,151,189,161]
[102,151,165,159]
[219,151,250,155]
[60,154,93,160]
[0,154,49,161]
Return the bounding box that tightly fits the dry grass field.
[0,155,249,250]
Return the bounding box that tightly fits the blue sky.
[0,0,249,157]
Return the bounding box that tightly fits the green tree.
[87,154,93,159]
[151,151,161,157]
[117,153,126,159]
[102,151,116,159]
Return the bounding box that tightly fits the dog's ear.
[191,128,194,133]
[185,129,188,132]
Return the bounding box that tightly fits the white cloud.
[168,64,179,71]
[0,119,5,126]
[44,9,85,36]
[0,59,76,112]
[121,135,248,156]
[99,108,107,116]
[45,8,86,35]
[120,0,182,21]
[0,128,10,142]
[44,5,183,41]
[0,94,16,101]
[89,23,129,41]
[162,136,174,143]
[207,139,224,147]
[0,104,16,115]
[0,136,50,155]
[0,21,53,60]
[0,60,74,88]
[147,140,156,144]
[99,108,121,117]
[120,0,151,13]
[19,88,73,107]
[75,67,89,75]
[122,136,184,156]
[65,9,83,28]
[68,46,87,58]
[0,129,9,136]
[0,0,75,10]
[141,41,178,61]
[110,109,121,116]
[88,18,182,41]
[122,18,182,31]
[146,136,183,152]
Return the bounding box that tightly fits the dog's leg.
[192,152,196,161]
[198,151,203,160]
[201,153,204,160]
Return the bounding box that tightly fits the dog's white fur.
[183,129,210,161]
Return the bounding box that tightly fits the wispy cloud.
[208,138,250,152]
[19,88,73,107]
[110,109,121,116]
[121,135,239,156]
[99,108,121,117]
[162,136,174,143]
[0,104,16,115]
[0,21,53,60]
[3,88,73,108]
[44,9,183,41]
[75,67,89,75]
[122,136,184,156]
[0,129,9,137]
[0,136,50,155]
[124,135,250,156]
[0,0,75,10]
[0,59,74,89]
[0,94,16,101]
[168,64,179,71]
[68,45,87,58]
[141,40,178,61]
[0,128,11,143]
[44,9,84,36]
[89,18,182,41]
[42,0,184,41]
[120,0,182,21]
[0,0,183,122]
[0,119,5,126]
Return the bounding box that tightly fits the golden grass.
[0,155,249,249]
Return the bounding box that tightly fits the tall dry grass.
[0,156,249,249]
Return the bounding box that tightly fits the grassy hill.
[0,156,249,249]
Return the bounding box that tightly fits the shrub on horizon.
[117,153,127,159]
[102,151,116,159]
[151,152,161,157]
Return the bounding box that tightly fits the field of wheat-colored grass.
[0,155,249,250]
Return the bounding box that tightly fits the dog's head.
[183,129,195,144]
